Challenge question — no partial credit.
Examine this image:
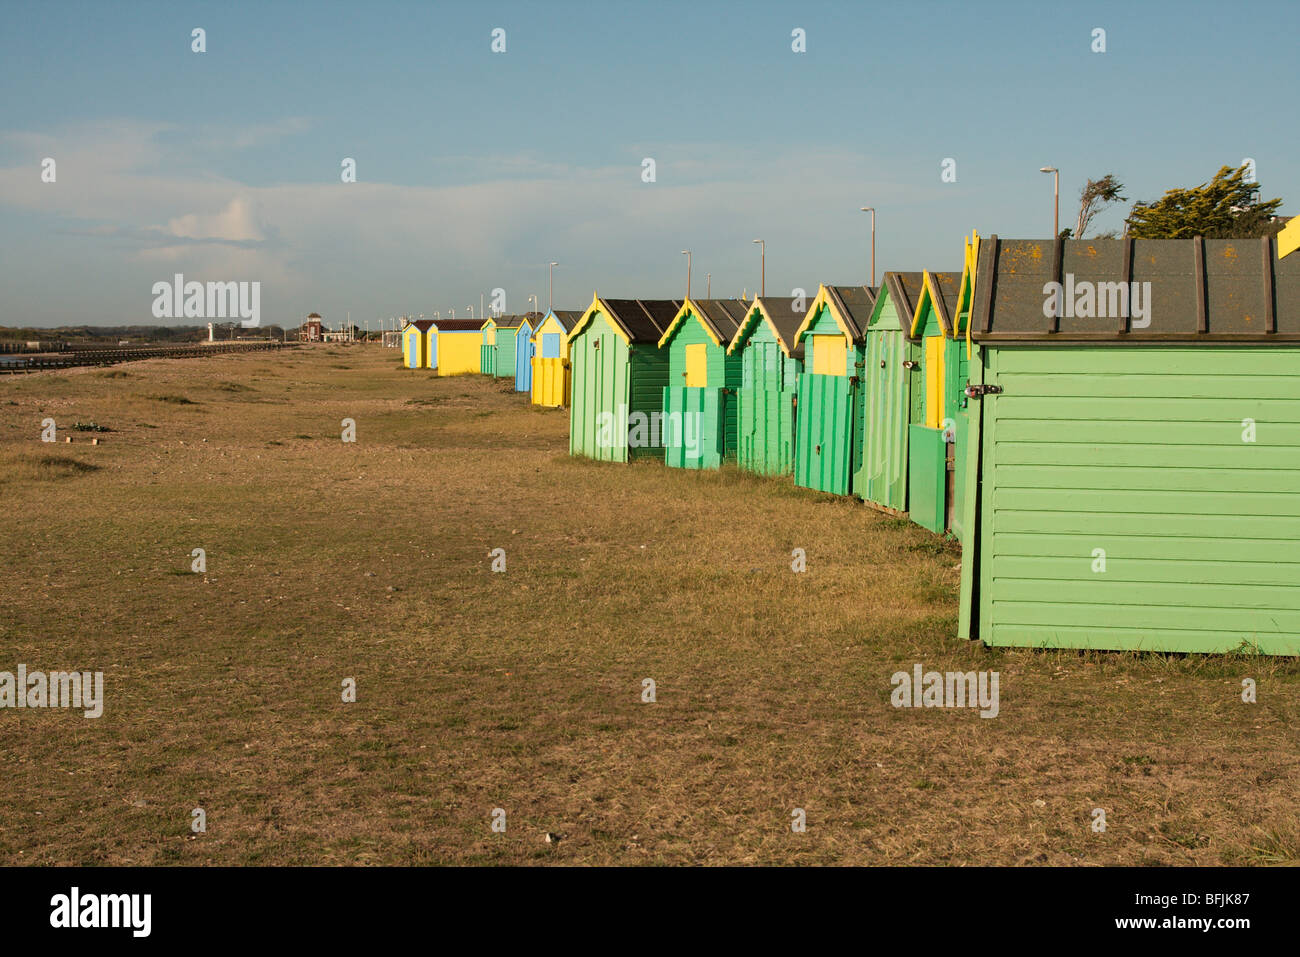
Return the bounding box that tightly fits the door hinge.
[964,384,1002,398]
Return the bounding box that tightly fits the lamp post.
[1040,167,1059,238]
[860,207,876,287]
[467,305,474,319]
[681,250,692,300]
[752,239,765,297]
[528,294,539,318]
[548,262,558,313]
[706,272,711,298]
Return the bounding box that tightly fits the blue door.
[515,331,533,392]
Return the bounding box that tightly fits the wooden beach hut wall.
[726,296,806,476]
[790,285,876,495]
[853,273,925,511]
[905,268,965,534]
[403,319,434,369]
[957,235,1300,655]
[430,319,484,376]
[479,317,499,377]
[531,310,583,407]
[656,298,749,469]
[492,316,523,380]
[513,317,535,392]
[567,294,680,462]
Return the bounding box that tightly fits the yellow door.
[684,343,707,387]
[924,334,945,428]
[811,334,847,376]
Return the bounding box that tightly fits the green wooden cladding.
[568,312,669,462]
[737,387,795,476]
[480,343,496,377]
[794,373,855,495]
[495,332,517,379]
[794,302,864,495]
[663,386,723,469]
[661,309,742,468]
[856,291,923,512]
[734,310,802,476]
[965,344,1300,655]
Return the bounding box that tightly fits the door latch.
[964,384,1003,398]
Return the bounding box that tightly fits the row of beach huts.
[404,232,1300,656]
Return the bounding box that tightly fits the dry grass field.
[1,345,1297,866]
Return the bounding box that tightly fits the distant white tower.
[207,322,214,342]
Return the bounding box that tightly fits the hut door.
[794,373,854,495]
[663,386,722,469]
[684,344,708,387]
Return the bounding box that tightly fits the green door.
[569,319,631,463]
[976,344,1300,655]
[737,387,794,476]
[663,386,723,469]
[480,343,495,377]
[857,329,913,511]
[794,373,854,495]
[908,424,946,532]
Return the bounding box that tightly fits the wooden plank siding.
[976,343,1300,655]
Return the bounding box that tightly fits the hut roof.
[794,285,878,345]
[729,296,808,357]
[659,298,749,347]
[595,298,683,343]
[908,271,963,338]
[547,310,585,332]
[972,236,1300,342]
[433,319,483,332]
[408,319,436,332]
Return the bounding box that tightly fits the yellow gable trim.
[658,299,722,348]
[792,284,854,346]
[565,291,631,347]
[727,300,792,357]
[1280,217,1300,260]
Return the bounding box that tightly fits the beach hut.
[853,273,925,511]
[726,296,806,476]
[567,294,680,462]
[905,268,965,534]
[493,316,524,380]
[656,298,749,469]
[531,310,584,407]
[403,319,434,369]
[957,235,1300,655]
[790,285,877,495]
[430,319,483,376]
[479,318,498,376]
[513,316,535,392]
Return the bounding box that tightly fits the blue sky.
[1,0,1296,328]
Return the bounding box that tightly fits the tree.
[1072,174,1126,239]
[1126,164,1283,239]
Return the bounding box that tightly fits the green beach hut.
[567,293,681,462]
[726,296,806,476]
[790,284,877,495]
[905,268,965,534]
[656,298,749,469]
[853,273,925,512]
[958,235,1300,655]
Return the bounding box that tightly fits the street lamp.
[467,305,474,319]
[706,272,711,298]
[548,262,558,313]
[528,294,539,318]
[681,250,692,300]
[1040,167,1059,238]
[860,207,876,287]
[752,239,765,297]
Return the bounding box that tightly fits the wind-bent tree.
[1126,164,1283,239]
